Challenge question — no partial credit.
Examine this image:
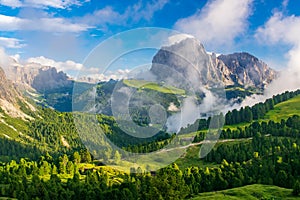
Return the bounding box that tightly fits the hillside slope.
[264,95,300,121]
[191,184,295,200]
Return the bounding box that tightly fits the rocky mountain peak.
[32,66,72,93]
[151,37,277,90]
[151,37,223,91]
[218,52,277,88]
[4,63,72,93]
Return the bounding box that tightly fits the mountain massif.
[151,37,276,90]
[4,63,72,93]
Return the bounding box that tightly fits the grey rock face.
[151,37,276,90]
[218,52,277,88]
[32,66,72,93]
[151,38,224,91]
[5,64,72,93]
[0,66,20,104]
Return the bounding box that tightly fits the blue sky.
[1,0,300,77]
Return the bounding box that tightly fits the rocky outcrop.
[31,66,72,93]
[5,64,72,93]
[4,64,40,89]
[0,66,35,119]
[151,37,277,90]
[218,52,277,88]
[151,38,225,91]
[0,67,19,104]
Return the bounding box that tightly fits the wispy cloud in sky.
[0,14,91,32]
[0,0,299,74]
[174,0,253,50]
[80,0,169,31]
[0,0,90,9]
[0,36,25,48]
[256,11,300,95]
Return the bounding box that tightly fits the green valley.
[2,87,300,199]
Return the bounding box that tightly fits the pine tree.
[293,180,300,196]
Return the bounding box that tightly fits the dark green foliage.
[293,180,300,196]
[2,89,300,199]
[97,114,172,151]
[226,90,300,125]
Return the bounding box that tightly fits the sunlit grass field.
[264,95,300,122]
[191,184,298,200]
[123,79,185,95]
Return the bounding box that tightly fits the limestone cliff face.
[218,52,277,88]
[151,37,277,90]
[0,66,35,119]
[4,63,72,93]
[31,66,72,93]
[151,38,224,91]
[4,64,40,89]
[0,67,19,104]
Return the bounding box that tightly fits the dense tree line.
[28,108,84,153]
[225,90,300,125]
[180,90,300,133]
[0,106,174,162]
[0,138,42,162]
[2,89,300,199]
[1,116,300,199]
[1,140,300,199]
[124,134,176,153]
[97,114,172,150]
[193,114,300,143]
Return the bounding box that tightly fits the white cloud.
[81,0,169,29]
[0,0,90,8]
[80,69,131,82]
[0,0,167,38]
[34,17,91,32]
[256,12,300,46]
[282,0,289,9]
[174,0,253,48]
[81,6,125,29]
[0,14,91,32]
[127,0,169,22]
[0,37,25,48]
[0,14,25,31]
[255,12,300,95]
[27,56,83,72]
[0,0,22,8]
[167,33,194,46]
[0,47,14,67]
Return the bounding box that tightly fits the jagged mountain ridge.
[218,52,276,88]
[3,61,76,111]
[151,37,276,90]
[4,63,72,93]
[151,38,225,91]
